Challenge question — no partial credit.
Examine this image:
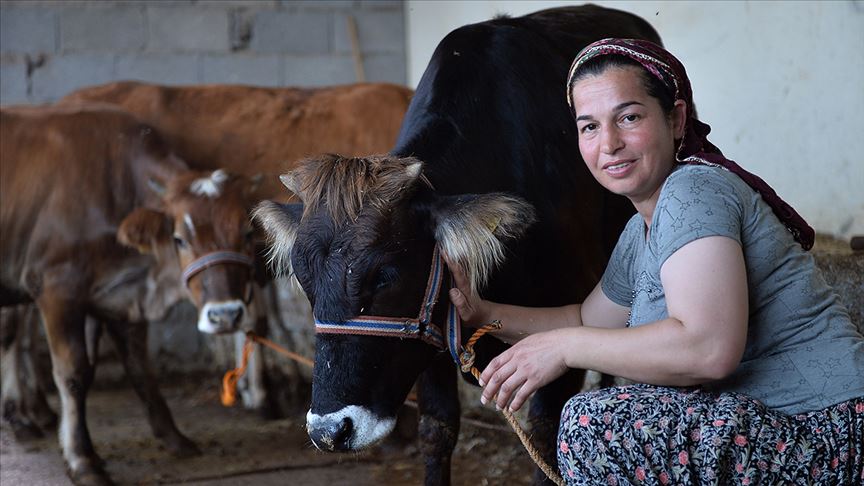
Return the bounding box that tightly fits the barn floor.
[0,374,535,486]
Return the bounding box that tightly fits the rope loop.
[220,337,254,406]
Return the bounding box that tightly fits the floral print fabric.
[557,384,864,485]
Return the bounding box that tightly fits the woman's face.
[570,66,686,210]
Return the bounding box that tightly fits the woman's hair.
[569,54,675,116]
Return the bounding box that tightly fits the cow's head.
[119,169,261,333]
[253,154,534,451]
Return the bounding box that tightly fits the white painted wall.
[405,1,864,240]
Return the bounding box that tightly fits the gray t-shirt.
[601,164,864,415]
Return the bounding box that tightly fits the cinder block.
[5,1,195,6]
[283,0,356,9]
[0,7,57,54]
[147,7,230,52]
[284,54,356,87]
[251,10,330,54]
[60,6,146,51]
[0,57,29,105]
[362,52,406,84]
[30,53,115,102]
[358,0,401,10]
[333,10,404,54]
[196,0,278,7]
[202,54,281,86]
[115,54,199,84]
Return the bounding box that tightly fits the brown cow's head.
[119,169,260,333]
[253,154,534,451]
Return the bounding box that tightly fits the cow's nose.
[208,305,243,327]
[308,417,353,451]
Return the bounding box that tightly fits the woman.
[447,38,863,484]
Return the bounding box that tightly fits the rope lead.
[460,320,566,486]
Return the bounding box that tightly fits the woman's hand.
[479,328,572,412]
[443,253,491,327]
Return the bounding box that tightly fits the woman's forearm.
[477,302,583,343]
[558,317,741,386]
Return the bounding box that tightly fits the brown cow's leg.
[1,305,44,439]
[37,293,111,486]
[235,284,275,417]
[1,304,58,439]
[103,319,200,457]
[417,353,460,486]
[22,304,58,431]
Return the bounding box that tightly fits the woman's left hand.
[479,328,571,412]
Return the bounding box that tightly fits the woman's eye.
[621,114,640,123]
[580,123,597,134]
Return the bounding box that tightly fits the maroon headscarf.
[566,38,815,250]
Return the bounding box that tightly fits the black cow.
[254,5,660,484]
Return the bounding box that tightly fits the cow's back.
[394,5,660,307]
[61,82,413,198]
[0,105,179,297]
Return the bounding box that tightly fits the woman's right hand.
[443,253,491,327]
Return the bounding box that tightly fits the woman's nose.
[600,127,624,154]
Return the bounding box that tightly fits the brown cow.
[0,104,261,485]
[62,81,414,199]
[60,81,413,411]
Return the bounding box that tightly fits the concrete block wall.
[0,0,407,105]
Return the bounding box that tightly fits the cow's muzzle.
[198,300,246,334]
[306,406,395,452]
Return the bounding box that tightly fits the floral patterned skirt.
[557,384,863,485]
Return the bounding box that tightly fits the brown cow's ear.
[431,193,536,294]
[118,208,172,254]
[251,200,304,278]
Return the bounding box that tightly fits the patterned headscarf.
[566,38,814,250]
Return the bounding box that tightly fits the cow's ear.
[118,208,173,254]
[251,200,304,278]
[279,172,304,203]
[429,193,536,294]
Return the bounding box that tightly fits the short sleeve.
[651,166,745,268]
[600,214,642,307]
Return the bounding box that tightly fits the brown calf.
[0,104,260,485]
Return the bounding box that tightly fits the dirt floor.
[0,373,537,486]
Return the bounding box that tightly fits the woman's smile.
[602,158,638,177]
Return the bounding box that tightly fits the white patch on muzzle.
[306,406,395,451]
[197,300,248,333]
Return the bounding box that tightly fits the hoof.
[165,435,202,458]
[69,465,114,486]
[34,408,59,431]
[3,416,45,442]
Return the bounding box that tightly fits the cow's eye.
[173,234,187,249]
[374,266,399,290]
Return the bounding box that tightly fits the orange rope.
[220,331,313,406]
[459,321,566,486]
